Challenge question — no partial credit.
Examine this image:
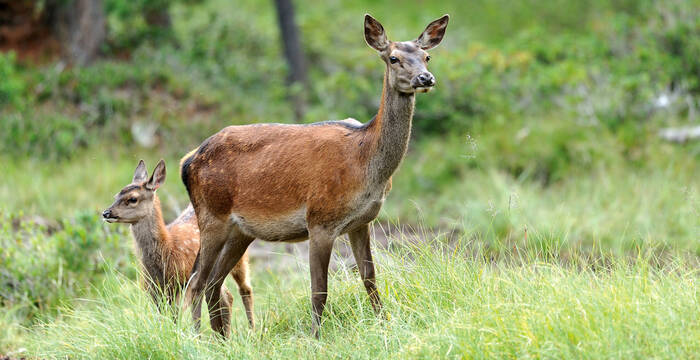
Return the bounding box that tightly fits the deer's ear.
[416,14,449,50]
[146,159,166,191]
[133,160,148,184]
[364,14,389,51]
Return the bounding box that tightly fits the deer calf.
[102,160,254,333]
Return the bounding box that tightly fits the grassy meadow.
[1,0,699,358]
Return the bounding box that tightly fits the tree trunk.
[53,0,106,66]
[273,0,308,122]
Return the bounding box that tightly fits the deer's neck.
[130,195,170,284]
[366,71,415,184]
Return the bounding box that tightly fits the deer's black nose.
[102,209,112,218]
[415,72,435,87]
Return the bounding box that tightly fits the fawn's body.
[131,200,200,301]
[103,160,254,333]
[182,14,449,337]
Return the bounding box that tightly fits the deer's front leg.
[348,224,383,315]
[308,227,335,339]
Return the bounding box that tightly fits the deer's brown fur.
[182,14,449,338]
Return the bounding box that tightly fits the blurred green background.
[1,0,699,356]
[2,0,697,245]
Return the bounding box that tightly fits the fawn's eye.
[127,197,138,204]
[389,56,399,64]
[425,55,431,62]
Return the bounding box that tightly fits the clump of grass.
[27,235,700,359]
[29,273,211,359]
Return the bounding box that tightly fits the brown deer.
[102,160,255,333]
[181,14,449,338]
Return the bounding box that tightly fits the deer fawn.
[102,160,255,333]
[181,14,449,338]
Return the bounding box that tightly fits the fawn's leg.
[231,251,255,330]
[217,284,234,336]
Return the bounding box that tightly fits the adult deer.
[181,14,449,337]
[102,160,255,333]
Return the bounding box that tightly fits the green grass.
[385,159,700,256]
[381,118,700,255]
[22,238,700,359]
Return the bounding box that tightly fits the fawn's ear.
[415,14,449,50]
[146,159,166,191]
[364,14,389,52]
[132,160,148,184]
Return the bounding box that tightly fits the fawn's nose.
[414,72,435,88]
[102,209,112,218]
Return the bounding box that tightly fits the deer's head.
[364,14,449,94]
[102,160,166,224]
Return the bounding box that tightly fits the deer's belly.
[230,187,385,241]
[231,208,309,242]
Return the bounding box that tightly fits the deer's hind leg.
[231,251,255,330]
[205,227,254,337]
[185,216,231,332]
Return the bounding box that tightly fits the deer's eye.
[389,56,399,64]
[426,55,431,62]
[127,197,138,204]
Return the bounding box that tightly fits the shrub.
[0,53,27,109]
[0,211,134,321]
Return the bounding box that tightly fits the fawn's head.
[102,160,166,224]
[364,14,449,94]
